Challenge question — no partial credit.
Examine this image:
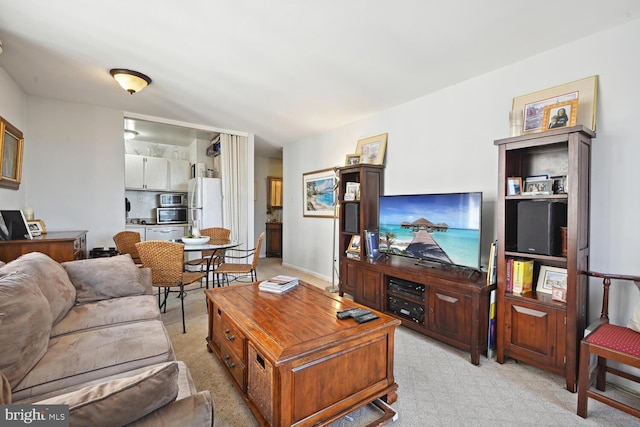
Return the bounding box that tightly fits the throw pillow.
[39,362,179,427]
[628,299,640,333]
[63,255,146,303]
[0,252,76,325]
[0,272,53,388]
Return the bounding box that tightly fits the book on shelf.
[487,240,497,286]
[259,275,299,293]
[345,251,361,260]
[512,259,534,295]
[487,289,497,358]
[364,229,381,259]
[506,258,514,293]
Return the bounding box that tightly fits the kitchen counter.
[125,224,188,242]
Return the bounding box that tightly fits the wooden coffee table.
[205,281,400,426]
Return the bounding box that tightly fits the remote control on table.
[336,308,371,320]
[354,312,379,323]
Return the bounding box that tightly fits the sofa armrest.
[129,391,214,427]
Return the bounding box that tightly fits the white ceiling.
[1,1,639,158]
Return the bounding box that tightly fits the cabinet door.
[356,267,382,311]
[504,298,560,367]
[146,226,185,241]
[144,157,169,191]
[170,159,190,191]
[341,259,357,296]
[124,155,145,189]
[126,227,146,241]
[428,287,470,343]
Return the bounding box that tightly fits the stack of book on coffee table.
[259,275,299,294]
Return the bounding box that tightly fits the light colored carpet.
[161,258,639,426]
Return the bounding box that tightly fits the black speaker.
[344,203,359,234]
[517,201,567,256]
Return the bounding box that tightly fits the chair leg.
[577,340,591,418]
[596,355,607,391]
[180,284,186,334]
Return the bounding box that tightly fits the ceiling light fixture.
[124,130,139,140]
[109,69,152,94]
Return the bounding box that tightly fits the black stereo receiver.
[388,277,425,301]
[388,296,425,324]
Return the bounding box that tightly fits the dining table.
[173,239,242,288]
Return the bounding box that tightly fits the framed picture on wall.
[303,168,336,217]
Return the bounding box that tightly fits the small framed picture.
[507,177,522,196]
[552,176,566,194]
[345,154,361,166]
[345,182,360,201]
[542,99,579,131]
[347,235,361,253]
[27,220,44,237]
[536,265,567,295]
[523,178,553,195]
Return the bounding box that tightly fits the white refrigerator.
[188,177,223,229]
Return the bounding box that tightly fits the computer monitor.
[0,210,33,240]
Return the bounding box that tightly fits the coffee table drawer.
[221,341,246,390]
[222,316,245,358]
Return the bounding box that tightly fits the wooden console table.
[0,230,87,263]
[206,281,400,426]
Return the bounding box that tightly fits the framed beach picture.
[536,265,567,295]
[355,133,387,165]
[506,177,522,196]
[303,168,336,217]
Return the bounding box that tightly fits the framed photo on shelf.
[523,178,553,195]
[541,99,578,131]
[513,75,598,134]
[27,220,45,236]
[506,177,522,196]
[552,175,567,194]
[347,235,361,253]
[303,168,336,218]
[355,133,387,165]
[536,265,567,295]
[345,154,361,166]
[345,182,360,200]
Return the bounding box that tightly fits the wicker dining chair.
[113,231,143,265]
[184,227,231,288]
[135,240,206,333]
[215,232,265,287]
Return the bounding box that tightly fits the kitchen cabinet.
[125,154,169,191]
[145,225,187,241]
[169,159,190,191]
[125,226,146,241]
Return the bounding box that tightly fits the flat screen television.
[379,192,482,271]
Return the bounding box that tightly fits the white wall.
[24,97,125,249]
[0,67,27,208]
[283,20,640,329]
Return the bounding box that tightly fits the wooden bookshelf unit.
[494,125,593,392]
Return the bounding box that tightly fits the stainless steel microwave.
[159,193,187,207]
[156,207,188,224]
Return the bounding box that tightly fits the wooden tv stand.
[340,255,495,365]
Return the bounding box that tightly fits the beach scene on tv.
[379,193,482,269]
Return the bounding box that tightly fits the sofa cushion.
[0,272,53,388]
[62,255,146,303]
[51,295,160,337]
[1,370,11,404]
[12,319,175,401]
[39,362,179,427]
[0,252,75,325]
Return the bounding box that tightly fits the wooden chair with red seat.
[135,240,206,333]
[577,270,640,419]
[215,232,264,287]
[183,227,231,288]
[113,230,143,265]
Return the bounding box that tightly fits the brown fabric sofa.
[0,252,213,426]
